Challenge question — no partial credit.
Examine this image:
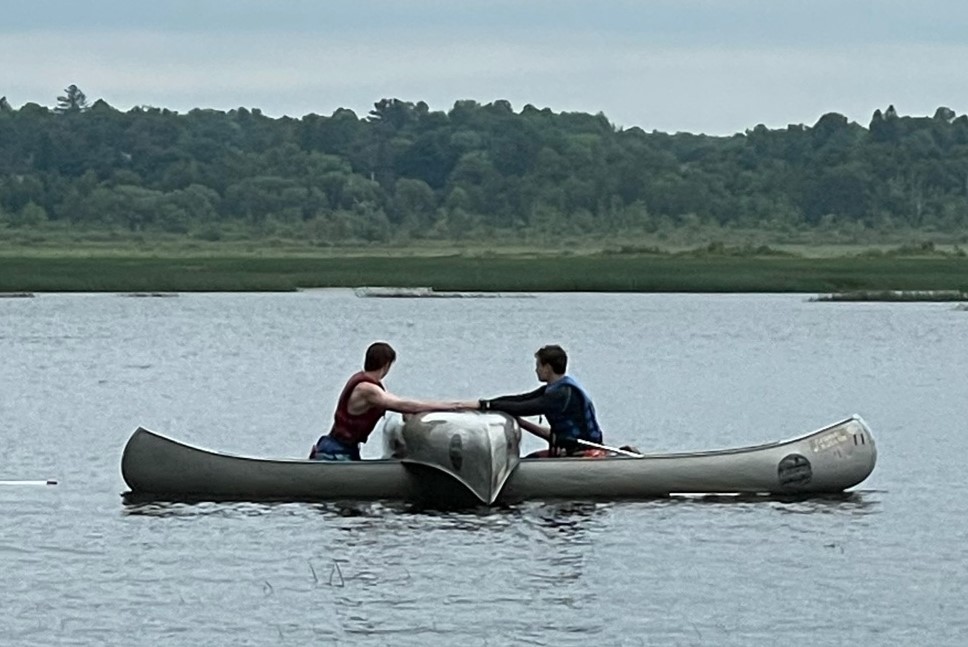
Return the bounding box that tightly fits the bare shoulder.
[354,381,387,403]
[354,381,381,393]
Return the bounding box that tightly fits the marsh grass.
[3,225,967,293]
[2,252,967,293]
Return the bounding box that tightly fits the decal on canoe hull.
[778,453,813,489]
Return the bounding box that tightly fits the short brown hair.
[535,344,567,374]
[364,342,397,371]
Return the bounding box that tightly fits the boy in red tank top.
[310,342,463,460]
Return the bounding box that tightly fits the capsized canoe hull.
[383,411,521,504]
[120,415,876,504]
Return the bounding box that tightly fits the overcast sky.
[2,0,966,135]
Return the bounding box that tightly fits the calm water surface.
[1,292,966,646]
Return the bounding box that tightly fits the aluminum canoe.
[120,415,876,505]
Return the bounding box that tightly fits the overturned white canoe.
[120,415,876,505]
[382,411,521,504]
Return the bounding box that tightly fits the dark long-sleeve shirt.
[483,385,573,419]
[484,380,603,453]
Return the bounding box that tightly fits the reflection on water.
[767,490,883,515]
[657,490,882,515]
[512,502,610,640]
[526,501,609,530]
[120,499,411,519]
[121,491,880,520]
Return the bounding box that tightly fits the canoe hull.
[121,429,418,501]
[501,416,876,501]
[383,411,521,504]
[120,416,876,504]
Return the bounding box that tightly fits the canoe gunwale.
[127,414,866,466]
[519,415,870,463]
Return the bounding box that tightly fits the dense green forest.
[1,86,967,245]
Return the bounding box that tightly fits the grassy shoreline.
[1,248,967,294]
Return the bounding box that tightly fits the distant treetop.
[55,84,89,114]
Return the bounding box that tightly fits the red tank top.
[329,371,387,445]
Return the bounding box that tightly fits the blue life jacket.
[544,376,603,448]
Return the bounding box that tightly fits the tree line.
[1,86,967,243]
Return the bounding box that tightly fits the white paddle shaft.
[0,480,58,486]
[576,439,644,458]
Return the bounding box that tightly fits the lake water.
[1,291,966,646]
